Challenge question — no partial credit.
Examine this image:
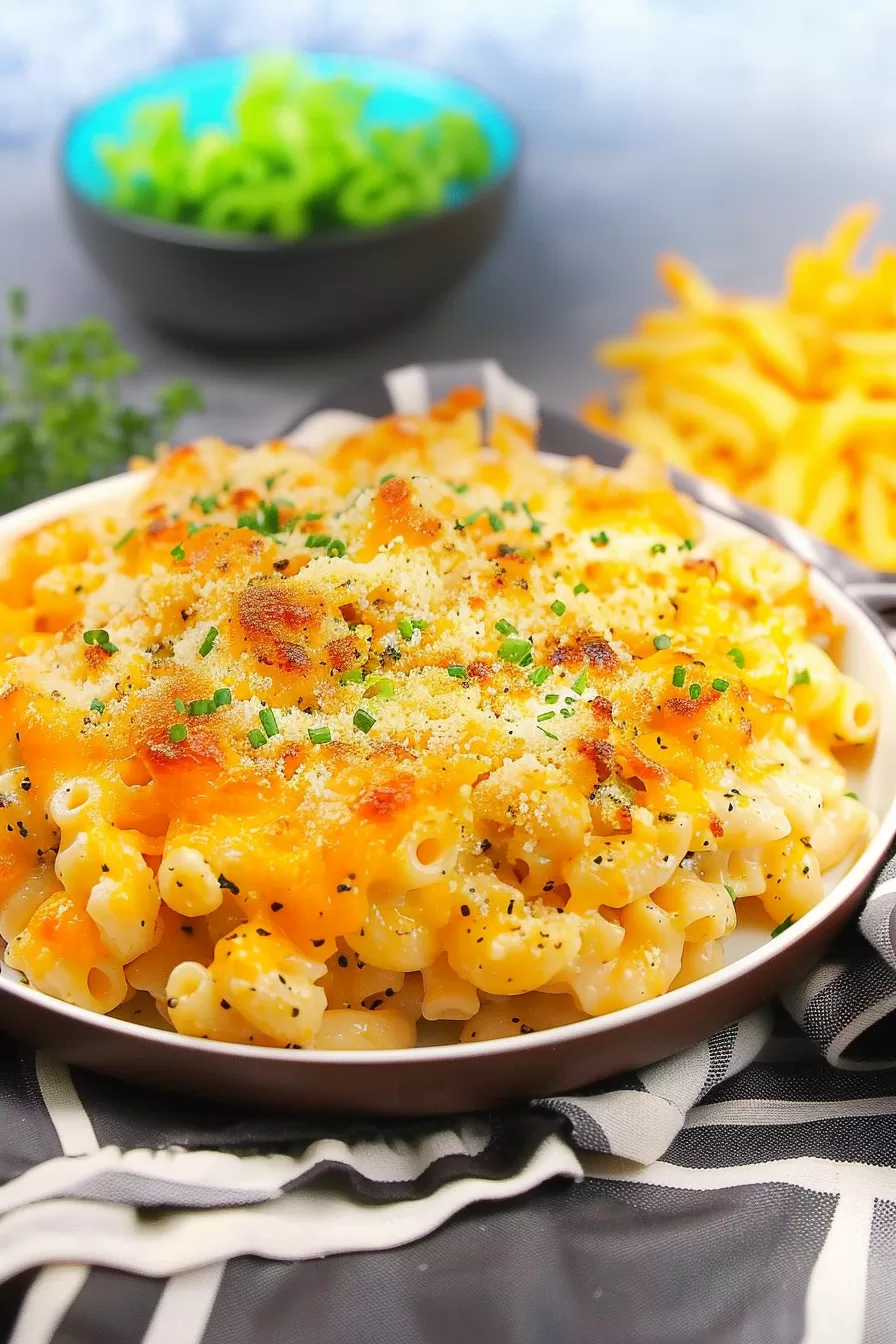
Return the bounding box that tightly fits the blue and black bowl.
[60,54,520,348]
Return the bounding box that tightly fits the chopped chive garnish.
[488,512,505,532]
[689,683,701,700]
[550,600,566,617]
[83,629,109,645]
[397,618,414,640]
[501,500,517,513]
[191,493,218,515]
[198,626,218,657]
[114,528,135,551]
[653,634,671,650]
[564,696,576,705]
[537,711,556,722]
[247,728,267,749]
[845,791,859,800]
[306,533,332,548]
[651,543,666,555]
[308,725,332,745]
[169,723,187,744]
[591,531,609,547]
[213,688,232,707]
[462,508,486,526]
[187,522,208,536]
[411,618,428,631]
[529,666,551,687]
[353,707,376,734]
[791,669,811,687]
[727,647,745,669]
[672,666,686,688]
[174,697,186,714]
[538,725,559,740]
[380,473,396,484]
[545,693,559,704]
[303,511,323,522]
[724,884,737,903]
[447,665,467,679]
[495,619,517,636]
[521,501,543,534]
[370,678,394,699]
[341,668,364,684]
[237,501,281,535]
[573,582,589,595]
[711,677,729,693]
[498,636,532,665]
[326,539,347,557]
[771,913,795,938]
[452,482,470,494]
[259,707,279,739]
[188,698,216,716]
[519,650,534,668]
[90,698,105,714]
[572,671,588,695]
[679,538,695,551]
[170,544,185,560]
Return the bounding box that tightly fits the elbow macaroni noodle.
[0,387,877,1049]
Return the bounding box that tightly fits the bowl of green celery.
[60,53,520,347]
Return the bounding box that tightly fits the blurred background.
[4,0,896,443]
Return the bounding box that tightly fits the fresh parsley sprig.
[0,290,204,513]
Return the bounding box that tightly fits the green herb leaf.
[258,707,278,738]
[213,688,232,707]
[653,634,671,650]
[791,669,811,687]
[447,665,467,679]
[689,683,701,700]
[528,666,551,687]
[114,528,136,551]
[170,544,185,560]
[308,725,332,745]
[169,723,187,743]
[550,599,566,617]
[498,636,532,665]
[572,671,588,695]
[198,626,218,657]
[672,665,686,688]
[651,543,666,555]
[573,582,589,595]
[494,619,517,636]
[591,531,610,547]
[727,647,745,669]
[353,707,376,734]
[247,728,267,749]
[90,698,105,714]
[724,884,737,903]
[771,913,795,938]
[711,677,729,693]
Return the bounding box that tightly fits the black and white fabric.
[4,362,896,1344]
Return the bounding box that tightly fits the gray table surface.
[3,0,896,446]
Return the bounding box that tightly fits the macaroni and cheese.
[0,389,876,1049]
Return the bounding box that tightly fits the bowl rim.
[2,458,896,1070]
[57,49,522,255]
